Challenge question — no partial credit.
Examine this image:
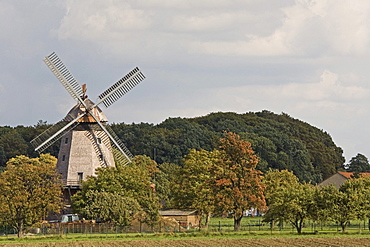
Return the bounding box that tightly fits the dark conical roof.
[65,99,108,123]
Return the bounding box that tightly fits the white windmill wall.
[57,128,115,187]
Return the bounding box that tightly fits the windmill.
[31,52,145,188]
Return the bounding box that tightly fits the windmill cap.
[66,99,108,123]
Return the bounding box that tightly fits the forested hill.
[110,110,344,183]
[0,110,344,183]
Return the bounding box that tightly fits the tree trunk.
[204,212,211,228]
[297,220,302,234]
[17,220,24,238]
[234,215,243,231]
[292,220,302,234]
[198,214,203,229]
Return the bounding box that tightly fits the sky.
[1,0,370,163]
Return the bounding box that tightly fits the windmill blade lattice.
[43,52,84,101]
[84,128,111,168]
[96,67,145,108]
[31,115,82,152]
[103,124,133,166]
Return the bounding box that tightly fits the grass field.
[208,216,370,234]
[1,217,370,246]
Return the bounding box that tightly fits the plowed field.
[1,237,370,247]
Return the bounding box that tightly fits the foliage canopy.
[0,154,62,237]
[1,111,345,183]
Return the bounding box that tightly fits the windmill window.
[97,138,102,144]
[62,155,66,161]
[77,172,83,182]
[65,138,68,144]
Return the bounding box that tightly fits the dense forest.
[0,110,345,183]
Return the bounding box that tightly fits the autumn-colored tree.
[173,149,220,227]
[0,154,62,237]
[210,132,266,231]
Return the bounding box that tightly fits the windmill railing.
[61,179,82,188]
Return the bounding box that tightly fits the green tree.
[311,184,337,224]
[73,190,140,226]
[173,149,220,227]
[0,154,62,237]
[263,169,300,203]
[345,153,370,173]
[155,162,181,208]
[72,155,161,227]
[263,180,316,234]
[211,132,266,231]
[331,176,370,231]
[263,169,318,234]
[0,129,29,167]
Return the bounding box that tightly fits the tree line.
[0,110,347,183]
[264,169,370,234]
[1,131,370,237]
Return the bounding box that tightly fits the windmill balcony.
[61,179,82,188]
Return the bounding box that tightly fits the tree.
[311,184,337,224]
[345,153,370,173]
[210,132,266,231]
[263,169,318,234]
[263,169,300,203]
[263,181,316,234]
[154,162,181,208]
[173,149,220,228]
[72,155,161,227]
[0,129,29,167]
[329,176,370,231]
[73,190,140,226]
[0,154,62,237]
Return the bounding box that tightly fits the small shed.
[318,171,370,188]
[159,209,200,228]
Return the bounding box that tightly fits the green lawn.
[207,216,370,234]
[1,217,370,245]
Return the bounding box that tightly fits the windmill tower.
[31,52,145,192]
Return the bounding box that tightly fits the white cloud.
[58,0,150,41]
[55,1,293,58]
[211,69,370,118]
[193,0,370,56]
[279,70,370,101]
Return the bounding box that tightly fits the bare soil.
[1,237,370,247]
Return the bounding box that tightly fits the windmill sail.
[84,127,111,168]
[44,52,84,101]
[31,114,84,152]
[96,67,145,108]
[104,124,133,166]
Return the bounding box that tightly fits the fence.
[1,217,370,236]
[207,217,370,234]
[0,221,185,236]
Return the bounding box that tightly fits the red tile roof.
[338,171,370,178]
